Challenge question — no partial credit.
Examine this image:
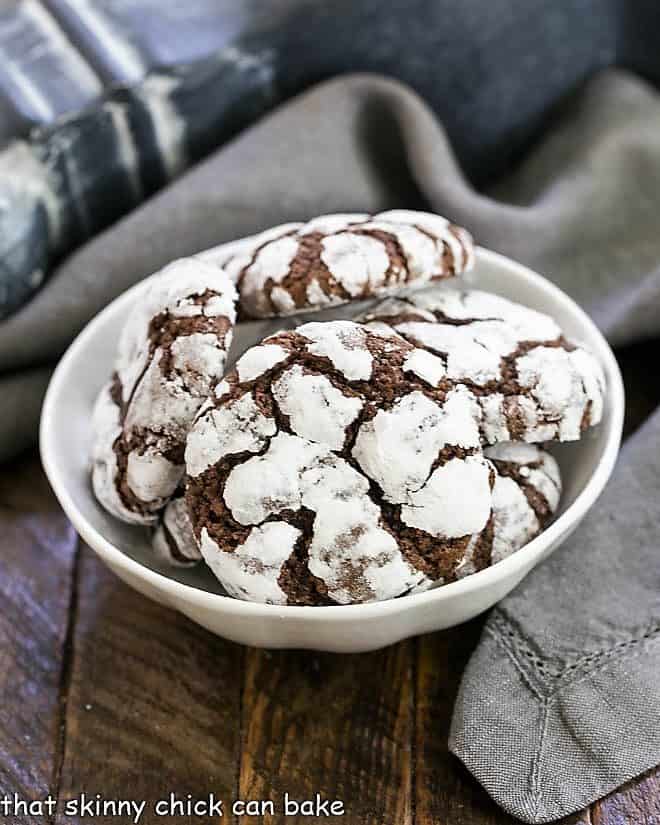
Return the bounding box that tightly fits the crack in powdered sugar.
[91,258,237,526]
[184,320,563,605]
[210,210,474,319]
[360,286,606,444]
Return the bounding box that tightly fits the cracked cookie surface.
[184,321,561,605]
[210,210,474,319]
[91,258,237,525]
[453,442,562,582]
[360,287,605,443]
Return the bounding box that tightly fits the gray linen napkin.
[3,69,660,377]
[1,67,659,820]
[450,408,660,822]
[0,0,635,318]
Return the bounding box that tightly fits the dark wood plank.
[414,622,518,825]
[592,766,660,825]
[238,643,414,824]
[55,546,243,824]
[559,813,592,824]
[0,454,77,822]
[3,444,651,825]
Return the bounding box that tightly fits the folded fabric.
[451,407,660,822]
[1,368,52,461]
[1,67,659,820]
[2,0,644,318]
[0,43,276,317]
[4,69,660,457]
[0,73,426,382]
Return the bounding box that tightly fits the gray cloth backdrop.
[1,68,658,820]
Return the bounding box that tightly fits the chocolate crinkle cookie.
[207,210,474,319]
[360,287,605,442]
[91,258,237,526]
[184,321,561,605]
[151,491,201,567]
[454,442,561,581]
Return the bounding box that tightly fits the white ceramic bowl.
[40,248,624,653]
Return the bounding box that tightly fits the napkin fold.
[1,66,659,820]
[450,408,660,822]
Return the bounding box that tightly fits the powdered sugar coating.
[395,320,521,385]
[378,210,476,271]
[152,493,201,567]
[515,346,604,441]
[307,496,428,604]
[270,286,297,314]
[320,232,391,296]
[403,348,447,386]
[185,392,276,477]
[221,210,473,319]
[300,213,369,235]
[297,320,373,380]
[91,382,137,524]
[400,455,493,538]
[186,320,554,606]
[235,344,289,382]
[408,287,561,341]
[455,443,562,578]
[203,432,427,604]
[201,522,300,604]
[125,450,182,505]
[352,388,480,503]
[91,258,237,525]
[477,393,511,444]
[240,235,299,308]
[485,442,562,512]
[490,476,540,564]
[362,287,606,443]
[272,366,363,451]
[199,223,303,281]
[305,278,343,308]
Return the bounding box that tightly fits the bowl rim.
[40,247,625,622]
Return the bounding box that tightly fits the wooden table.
[2,342,658,825]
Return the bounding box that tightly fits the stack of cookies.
[91,211,605,605]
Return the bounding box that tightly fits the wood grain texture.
[1,446,658,825]
[238,644,413,824]
[558,813,592,824]
[0,455,77,822]
[415,624,598,825]
[592,766,660,825]
[415,623,515,825]
[54,546,243,824]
